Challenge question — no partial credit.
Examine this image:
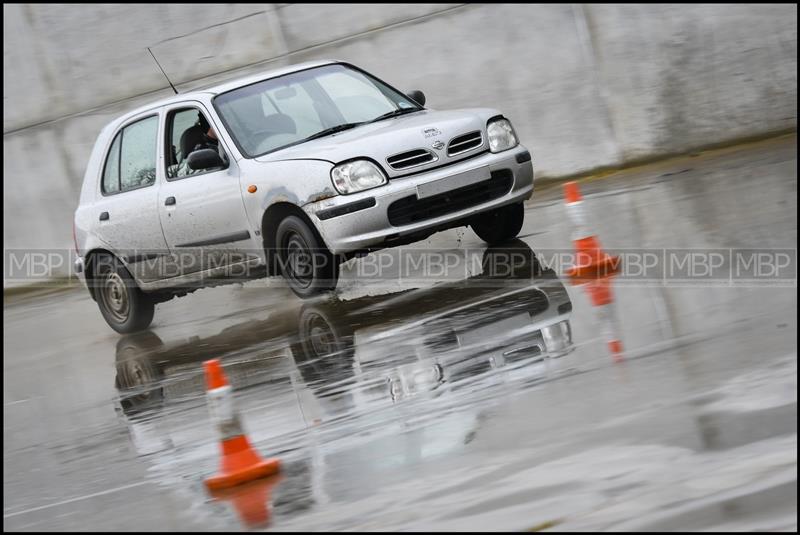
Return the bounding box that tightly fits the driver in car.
[176,113,227,177]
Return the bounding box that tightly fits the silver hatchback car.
[74,60,534,333]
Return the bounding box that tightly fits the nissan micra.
[74,60,535,333]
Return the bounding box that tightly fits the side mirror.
[186,148,224,171]
[407,89,426,107]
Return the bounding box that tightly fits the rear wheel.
[470,202,525,245]
[275,216,339,298]
[92,254,155,333]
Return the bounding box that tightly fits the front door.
[157,103,255,278]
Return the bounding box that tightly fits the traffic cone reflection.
[563,181,625,361]
[583,274,625,362]
[210,473,284,528]
[204,359,281,490]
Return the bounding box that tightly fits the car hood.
[254,108,501,178]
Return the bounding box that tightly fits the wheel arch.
[261,202,326,275]
[84,247,118,301]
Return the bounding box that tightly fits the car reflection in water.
[290,253,573,428]
[113,240,576,527]
[115,240,573,417]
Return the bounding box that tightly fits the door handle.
[99,212,109,221]
[165,196,176,206]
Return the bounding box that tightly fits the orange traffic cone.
[562,181,624,360]
[563,181,620,282]
[204,359,280,491]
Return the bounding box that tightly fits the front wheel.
[470,202,525,245]
[275,215,339,299]
[93,254,155,333]
[115,331,165,415]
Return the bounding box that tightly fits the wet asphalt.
[3,135,797,531]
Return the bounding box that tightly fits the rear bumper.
[304,146,534,254]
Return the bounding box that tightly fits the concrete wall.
[3,3,797,280]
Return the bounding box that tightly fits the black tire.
[470,202,525,245]
[275,215,339,298]
[92,253,155,333]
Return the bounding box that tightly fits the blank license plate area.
[416,166,490,199]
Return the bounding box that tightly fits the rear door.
[157,102,255,276]
[91,111,171,283]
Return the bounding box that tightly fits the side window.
[166,107,228,179]
[102,134,121,194]
[101,115,158,194]
[120,116,158,190]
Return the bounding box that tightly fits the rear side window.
[102,115,159,194]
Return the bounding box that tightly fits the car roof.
[199,59,339,95]
[112,59,340,127]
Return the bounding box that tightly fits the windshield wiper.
[302,122,364,142]
[369,107,421,123]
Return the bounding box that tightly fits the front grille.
[387,170,513,226]
[447,131,483,156]
[386,148,436,170]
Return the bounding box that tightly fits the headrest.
[180,125,207,160]
[263,113,297,135]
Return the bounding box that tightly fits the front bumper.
[304,146,534,254]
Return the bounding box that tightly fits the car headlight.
[487,118,518,153]
[331,160,387,194]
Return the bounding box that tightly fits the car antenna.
[147,47,178,95]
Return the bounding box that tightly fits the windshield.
[213,64,422,158]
